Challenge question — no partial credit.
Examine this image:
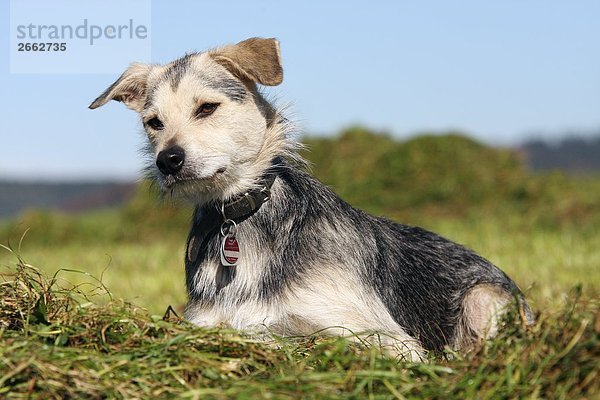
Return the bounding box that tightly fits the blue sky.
[1,0,599,180]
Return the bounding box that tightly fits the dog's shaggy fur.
[90,37,532,360]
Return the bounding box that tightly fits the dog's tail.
[452,283,534,351]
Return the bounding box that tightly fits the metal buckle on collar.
[243,192,257,211]
[259,186,271,202]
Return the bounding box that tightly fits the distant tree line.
[0,182,135,219]
[521,133,600,173]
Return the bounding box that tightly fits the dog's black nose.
[156,146,185,175]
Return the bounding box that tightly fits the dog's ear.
[88,63,153,111]
[210,37,283,86]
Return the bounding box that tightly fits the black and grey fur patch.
[204,77,247,103]
[145,53,248,106]
[164,53,197,91]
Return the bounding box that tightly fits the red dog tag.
[220,235,240,266]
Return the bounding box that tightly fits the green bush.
[303,127,600,229]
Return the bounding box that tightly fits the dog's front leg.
[183,303,225,327]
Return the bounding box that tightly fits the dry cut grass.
[0,249,598,399]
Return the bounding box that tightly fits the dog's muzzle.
[156,146,185,176]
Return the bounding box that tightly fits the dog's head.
[89,37,283,203]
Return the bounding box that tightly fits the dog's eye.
[195,103,219,118]
[146,117,164,130]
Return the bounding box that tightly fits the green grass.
[0,259,597,399]
[1,240,187,314]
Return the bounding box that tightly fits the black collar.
[219,168,278,224]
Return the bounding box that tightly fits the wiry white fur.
[185,241,425,361]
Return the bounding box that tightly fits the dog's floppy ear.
[88,63,153,111]
[210,37,283,86]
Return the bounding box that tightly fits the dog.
[89,37,532,360]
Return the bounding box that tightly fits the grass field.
[1,213,598,315]
[1,132,599,398]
